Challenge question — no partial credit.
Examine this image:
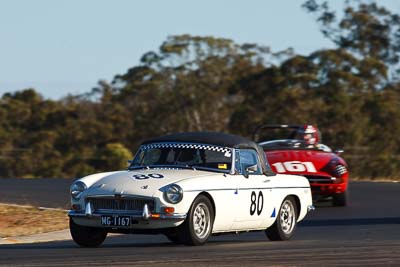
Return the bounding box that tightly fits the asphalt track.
[0,179,400,266]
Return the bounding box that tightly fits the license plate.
[101,216,131,227]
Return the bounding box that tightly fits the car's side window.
[235,150,242,174]
[238,149,262,175]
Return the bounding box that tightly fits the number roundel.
[132,173,164,180]
[250,191,263,216]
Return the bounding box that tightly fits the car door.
[232,149,275,231]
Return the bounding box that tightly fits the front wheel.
[332,191,348,206]
[164,232,183,244]
[69,218,107,247]
[176,195,214,246]
[265,196,297,241]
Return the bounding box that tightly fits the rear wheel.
[176,195,214,246]
[69,218,107,247]
[266,196,297,241]
[332,191,348,206]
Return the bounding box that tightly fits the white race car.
[69,132,314,246]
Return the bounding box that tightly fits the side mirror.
[243,164,258,178]
[334,149,344,155]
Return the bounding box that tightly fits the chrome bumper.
[68,203,186,221]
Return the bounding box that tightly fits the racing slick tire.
[332,191,348,207]
[176,195,214,246]
[265,196,297,241]
[69,218,107,247]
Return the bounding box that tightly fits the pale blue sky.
[0,0,398,99]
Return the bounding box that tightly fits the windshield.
[259,140,332,152]
[129,142,233,173]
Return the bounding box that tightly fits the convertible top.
[142,132,275,176]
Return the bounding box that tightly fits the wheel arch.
[197,191,216,220]
[287,194,301,218]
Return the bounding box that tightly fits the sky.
[1,0,399,99]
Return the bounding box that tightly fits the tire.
[176,195,214,246]
[265,196,297,241]
[164,232,183,244]
[69,218,107,247]
[332,191,348,207]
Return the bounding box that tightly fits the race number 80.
[132,173,164,180]
[250,191,263,216]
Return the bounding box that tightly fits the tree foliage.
[0,1,399,179]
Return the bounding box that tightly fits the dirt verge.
[0,204,68,237]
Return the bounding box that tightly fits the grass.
[0,204,68,237]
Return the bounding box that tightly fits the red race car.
[254,125,349,206]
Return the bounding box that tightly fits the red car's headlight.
[333,164,347,177]
[323,159,348,183]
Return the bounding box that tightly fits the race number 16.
[272,161,317,173]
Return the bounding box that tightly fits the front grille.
[87,197,155,212]
[304,175,335,184]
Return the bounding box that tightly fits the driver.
[296,125,320,145]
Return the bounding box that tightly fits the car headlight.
[163,184,183,204]
[70,181,87,200]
